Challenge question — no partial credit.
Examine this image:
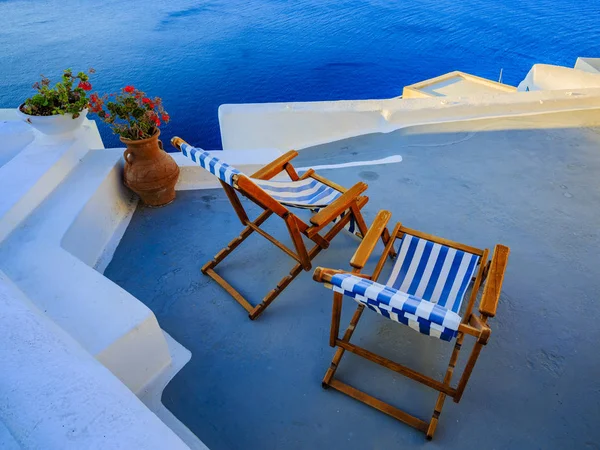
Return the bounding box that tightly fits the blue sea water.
[0,0,597,149]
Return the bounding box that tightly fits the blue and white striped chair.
[313,210,510,439]
[171,137,392,320]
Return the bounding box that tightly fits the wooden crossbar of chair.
[172,137,392,320]
[313,210,510,439]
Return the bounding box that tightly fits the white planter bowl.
[17,105,88,136]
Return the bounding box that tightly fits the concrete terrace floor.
[106,116,600,449]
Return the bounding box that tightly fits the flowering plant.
[89,86,170,140]
[20,68,94,118]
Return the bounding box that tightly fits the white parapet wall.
[219,79,600,152]
[517,63,600,91]
[0,111,206,449]
[575,57,600,74]
[0,271,190,450]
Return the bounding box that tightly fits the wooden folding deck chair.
[313,210,510,439]
[171,137,393,320]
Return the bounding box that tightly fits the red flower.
[78,81,92,91]
[90,93,99,102]
[142,97,155,108]
[123,86,135,93]
[161,113,170,122]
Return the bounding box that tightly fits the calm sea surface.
[0,0,597,149]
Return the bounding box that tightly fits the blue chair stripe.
[325,273,463,341]
[386,234,479,316]
[407,239,434,294]
[390,235,418,289]
[307,186,337,204]
[422,246,449,300]
[180,143,359,235]
[257,179,319,193]
[180,143,242,186]
[252,178,342,209]
[270,185,329,203]
[452,253,479,313]
[437,251,465,309]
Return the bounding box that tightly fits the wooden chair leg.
[350,203,396,259]
[208,192,366,319]
[249,261,305,320]
[250,216,353,320]
[426,333,466,439]
[381,227,397,259]
[350,203,370,238]
[454,338,486,403]
[322,304,365,387]
[329,292,343,347]
[321,302,490,439]
[202,210,272,273]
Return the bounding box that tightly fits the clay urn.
[121,130,180,207]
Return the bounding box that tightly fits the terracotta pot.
[121,130,180,207]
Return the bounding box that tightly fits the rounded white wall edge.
[0,270,191,450]
[0,115,206,448]
[517,64,600,91]
[218,85,600,152]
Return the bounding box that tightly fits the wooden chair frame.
[172,137,394,320]
[313,210,510,439]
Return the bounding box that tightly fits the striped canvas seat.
[252,178,341,208]
[326,273,462,341]
[180,143,342,208]
[324,234,480,341]
[181,142,241,186]
[173,136,373,321]
[387,234,480,313]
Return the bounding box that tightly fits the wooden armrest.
[479,244,510,318]
[309,182,368,228]
[171,136,187,151]
[458,314,491,342]
[349,210,392,270]
[313,267,371,283]
[251,150,299,180]
[309,172,347,193]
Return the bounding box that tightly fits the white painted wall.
[575,57,600,74]
[517,64,600,91]
[218,87,600,151]
[0,115,205,449]
[0,113,104,244]
[0,271,190,450]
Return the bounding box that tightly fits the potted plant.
[18,68,94,135]
[90,86,179,207]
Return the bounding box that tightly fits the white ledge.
[219,87,600,151]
